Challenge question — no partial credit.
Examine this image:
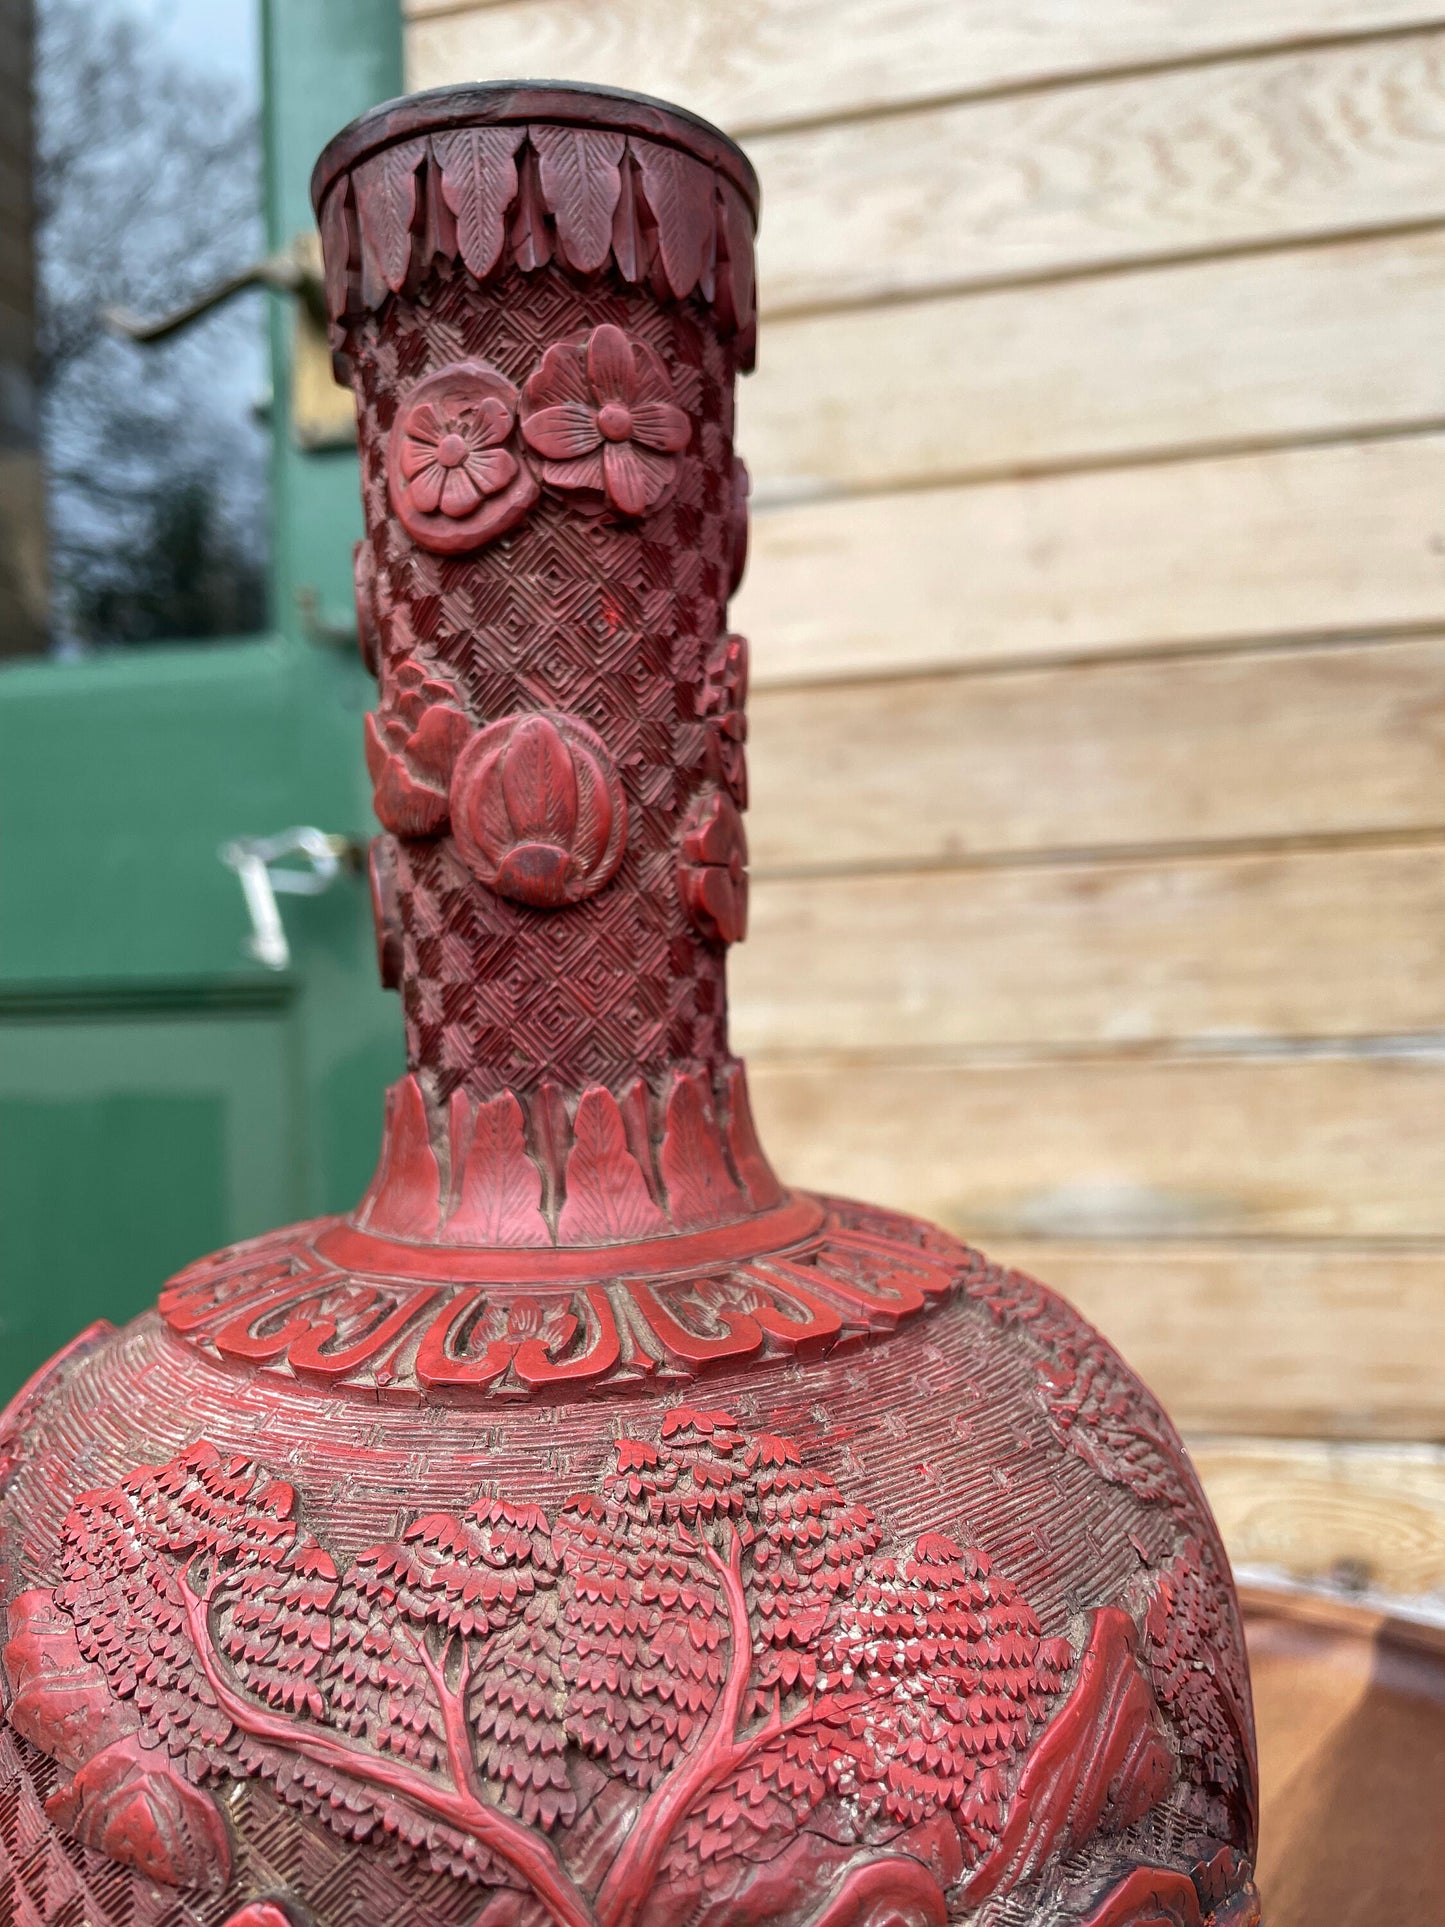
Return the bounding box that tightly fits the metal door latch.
[103,232,356,451]
[220,827,353,972]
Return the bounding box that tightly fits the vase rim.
[311,78,760,222]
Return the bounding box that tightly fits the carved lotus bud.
[450,710,629,908]
[363,656,472,837]
[521,323,691,515]
[387,361,539,553]
[679,785,749,944]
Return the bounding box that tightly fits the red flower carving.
[521,323,691,515]
[701,630,749,808]
[399,394,516,517]
[387,361,540,554]
[679,787,748,945]
[364,656,473,838]
[450,710,629,909]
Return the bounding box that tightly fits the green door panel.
[0,1,404,1399]
[0,1004,298,1371]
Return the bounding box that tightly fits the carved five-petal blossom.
[399,395,518,518]
[521,323,691,515]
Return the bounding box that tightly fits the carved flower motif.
[387,361,539,554]
[364,657,472,838]
[701,631,749,809]
[449,710,629,909]
[520,323,691,515]
[678,786,748,945]
[399,395,515,517]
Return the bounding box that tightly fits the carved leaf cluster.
[966,1264,1258,1842]
[31,1407,1181,1916]
[325,125,757,372]
[967,1265,1208,1521]
[58,1442,334,1769]
[1143,1537,1257,1837]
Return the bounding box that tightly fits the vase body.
[0,84,1259,1927]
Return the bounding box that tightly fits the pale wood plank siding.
[407,1,1445,132]
[745,1054,1445,1242]
[739,437,1445,684]
[748,34,1445,312]
[738,845,1445,1052]
[404,3,1445,1508]
[998,1250,1445,1441]
[743,233,1445,500]
[749,639,1445,867]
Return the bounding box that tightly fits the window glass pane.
[34,0,267,653]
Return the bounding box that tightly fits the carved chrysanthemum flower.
[520,323,691,515]
[398,395,518,518]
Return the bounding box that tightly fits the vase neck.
[318,100,769,1249]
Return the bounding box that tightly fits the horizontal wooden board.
[734,844,1445,1051]
[752,32,1445,311]
[737,434,1445,684]
[1193,1439,1445,1606]
[749,637,1445,870]
[746,1053,1445,1239]
[743,231,1445,501]
[406,1,1444,136]
[994,1242,1445,1440]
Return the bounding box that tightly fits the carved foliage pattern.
[964,1265,1258,1842]
[157,1192,968,1405]
[322,126,757,375]
[7,1409,1178,1923]
[354,1064,778,1244]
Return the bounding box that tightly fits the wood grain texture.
[997,1242,1445,1440]
[748,1053,1445,1240]
[752,31,1445,312]
[749,638,1445,870]
[738,434,1445,683]
[1193,1439,1445,1605]
[735,844,1445,1051]
[743,231,1445,500]
[405,0,1445,134]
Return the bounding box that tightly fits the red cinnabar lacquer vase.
[0,84,1260,1927]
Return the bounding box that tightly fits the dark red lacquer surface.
[0,82,1259,1927]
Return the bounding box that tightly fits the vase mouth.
[311,77,760,222]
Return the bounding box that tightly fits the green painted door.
[0,1,403,1398]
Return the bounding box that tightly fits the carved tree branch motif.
[20,1413,1182,1926]
[176,1566,594,1927]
